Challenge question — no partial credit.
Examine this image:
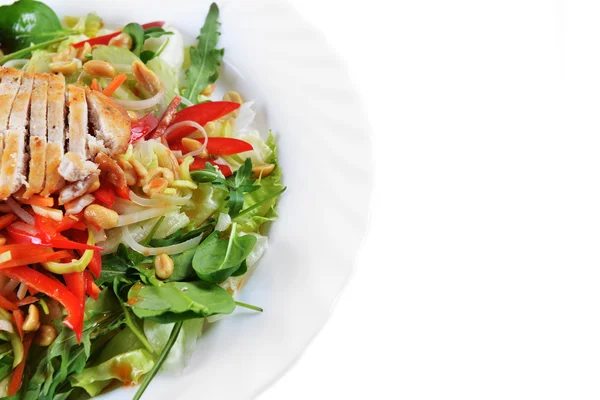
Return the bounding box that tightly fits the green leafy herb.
[143,27,173,40]
[191,159,260,218]
[185,3,223,103]
[0,35,71,65]
[192,223,257,283]
[133,321,183,400]
[128,281,236,322]
[140,50,155,63]
[122,22,145,57]
[0,0,63,52]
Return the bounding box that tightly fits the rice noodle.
[122,226,204,256]
[115,206,176,227]
[114,84,165,111]
[163,121,208,157]
[6,197,34,225]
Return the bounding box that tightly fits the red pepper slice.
[0,250,70,269]
[130,113,160,143]
[8,334,33,396]
[1,267,84,341]
[64,272,85,307]
[188,158,233,177]
[0,294,17,311]
[12,309,24,340]
[170,137,253,156]
[23,216,103,251]
[84,270,101,300]
[147,96,182,139]
[14,296,38,307]
[73,21,165,48]
[88,250,102,279]
[167,101,241,143]
[93,180,116,207]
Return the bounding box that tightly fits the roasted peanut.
[75,42,92,62]
[201,83,215,97]
[129,159,149,183]
[223,90,243,104]
[85,174,101,194]
[132,60,162,95]
[22,305,40,332]
[154,253,174,280]
[83,60,116,78]
[84,204,119,229]
[35,324,58,346]
[143,167,175,186]
[95,153,127,190]
[51,46,76,63]
[108,32,132,49]
[143,177,168,196]
[117,159,137,186]
[251,164,275,179]
[50,60,78,75]
[181,138,206,154]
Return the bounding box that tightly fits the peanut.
[50,60,78,75]
[35,324,58,346]
[22,305,40,332]
[132,60,162,95]
[143,177,168,196]
[223,90,243,104]
[201,83,215,96]
[154,253,174,280]
[84,204,119,229]
[251,164,275,179]
[75,42,92,62]
[129,159,148,183]
[117,159,137,186]
[108,32,132,49]
[83,60,116,78]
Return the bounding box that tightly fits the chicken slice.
[22,73,49,199]
[41,73,66,196]
[59,85,97,182]
[0,72,34,199]
[86,88,131,157]
[0,68,23,159]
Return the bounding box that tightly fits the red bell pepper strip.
[130,113,160,143]
[93,180,116,207]
[64,272,85,307]
[14,296,38,307]
[147,96,182,139]
[0,294,17,311]
[115,185,130,200]
[73,21,165,48]
[0,214,16,231]
[23,216,103,251]
[84,270,101,300]
[7,333,33,396]
[188,158,233,177]
[1,267,84,341]
[88,250,102,279]
[12,309,24,340]
[170,137,253,156]
[167,101,241,143]
[0,250,70,269]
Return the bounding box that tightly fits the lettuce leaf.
[147,57,178,110]
[143,318,204,371]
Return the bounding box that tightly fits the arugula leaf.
[128,281,235,322]
[122,22,145,57]
[192,223,257,283]
[185,3,223,103]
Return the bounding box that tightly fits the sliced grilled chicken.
[22,73,49,199]
[0,68,23,158]
[58,85,97,182]
[0,72,34,199]
[86,88,131,157]
[41,73,67,196]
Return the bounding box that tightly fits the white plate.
[0,0,372,398]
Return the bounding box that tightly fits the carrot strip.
[102,73,127,97]
[0,293,17,311]
[8,334,33,396]
[0,214,16,231]
[12,309,24,340]
[90,78,99,91]
[17,195,54,208]
[0,250,70,269]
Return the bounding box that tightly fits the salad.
[0,1,285,398]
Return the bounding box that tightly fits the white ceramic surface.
[0,0,372,398]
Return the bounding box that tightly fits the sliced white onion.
[112,197,147,215]
[65,194,95,215]
[150,191,192,206]
[10,221,36,235]
[3,59,28,69]
[91,227,107,243]
[163,121,208,156]
[116,206,176,227]
[6,198,34,225]
[114,84,165,111]
[0,251,11,264]
[16,283,28,300]
[0,319,14,334]
[122,225,203,256]
[129,190,170,208]
[2,279,18,295]
[31,204,63,221]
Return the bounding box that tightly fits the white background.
[262,0,600,399]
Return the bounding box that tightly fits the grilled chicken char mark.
[0,72,34,199]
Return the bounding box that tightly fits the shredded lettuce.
[24,50,52,73]
[146,57,178,110]
[184,183,227,226]
[143,318,204,371]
